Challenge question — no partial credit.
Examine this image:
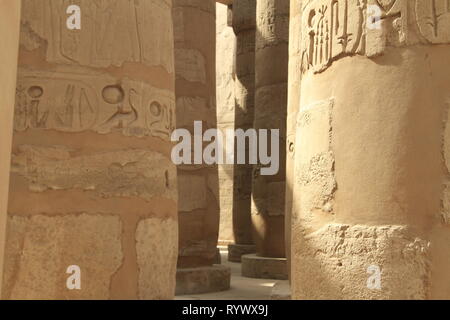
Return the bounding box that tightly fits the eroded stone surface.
[4,0,178,300]
[136,218,178,299]
[441,99,450,223]
[292,224,431,299]
[173,0,224,288]
[11,145,177,201]
[301,0,450,74]
[3,214,123,299]
[295,98,336,220]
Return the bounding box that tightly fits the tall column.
[241,0,289,280]
[292,0,450,299]
[2,0,178,300]
[217,3,236,246]
[0,0,21,298]
[173,0,230,295]
[269,0,302,300]
[228,0,257,263]
[285,0,302,284]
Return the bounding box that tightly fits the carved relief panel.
[20,0,174,72]
[15,70,175,140]
[301,0,450,74]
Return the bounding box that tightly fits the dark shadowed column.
[173,0,231,295]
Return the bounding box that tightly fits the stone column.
[292,0,450,299]
[285,0,302,285]
[241,0,289,280]
[269,0,301,300]
[217,3,236,247]
[173,0,230,295]
[228,0,257,263]
[2,0,178,300]
[0,0,21,298]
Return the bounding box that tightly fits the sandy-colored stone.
[216,3,236,244]
[3,214,123,300]
[293,224,430,299]
[176,265,231,295]
[0,0,21,297]
[251,0,289,260]
[270,280,291,300]
[15,71,175,139]
[291,0,450,299]
[136,218,178,299]
[174,0,229,294]
[231,0,256,249]
[3,0,178,300]
[285,0,303,281]
[11,145,177,201]
[228,243,256,262]
[20,0,174,72]
[178,174,208,212]
[241,254,288,280]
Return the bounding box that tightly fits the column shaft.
[285,0,303,283]
[229,0,258,262]
[292,0,450,299]
[173,0,230,295]
[2,0,178,300]
[251,0,289,258]
[0,0,21,298]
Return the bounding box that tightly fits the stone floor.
[175,246,277,300]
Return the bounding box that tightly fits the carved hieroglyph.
[15,71,175,140]
[292,0,450,299]
[301,0,450,74]
[3,0,178,300]
[20,0,174,72]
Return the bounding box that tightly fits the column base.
[175,265,231,295]
[214,247,222,264]
[228,244,256,262]
[271,280,291,300]
[241,254,288,280]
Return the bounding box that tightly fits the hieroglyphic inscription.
[416,0,450,44]
[301,0,450,74]
[20,0,174,72]
[15,70,175,139]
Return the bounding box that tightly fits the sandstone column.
[241,0,289,280]
[292,0,450,299]
[2,0,178,300]
[173,0,230,295]
[217,3,236,247]
[228,0,257,263]
[0,0,21,298]
[284,0,302,284]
